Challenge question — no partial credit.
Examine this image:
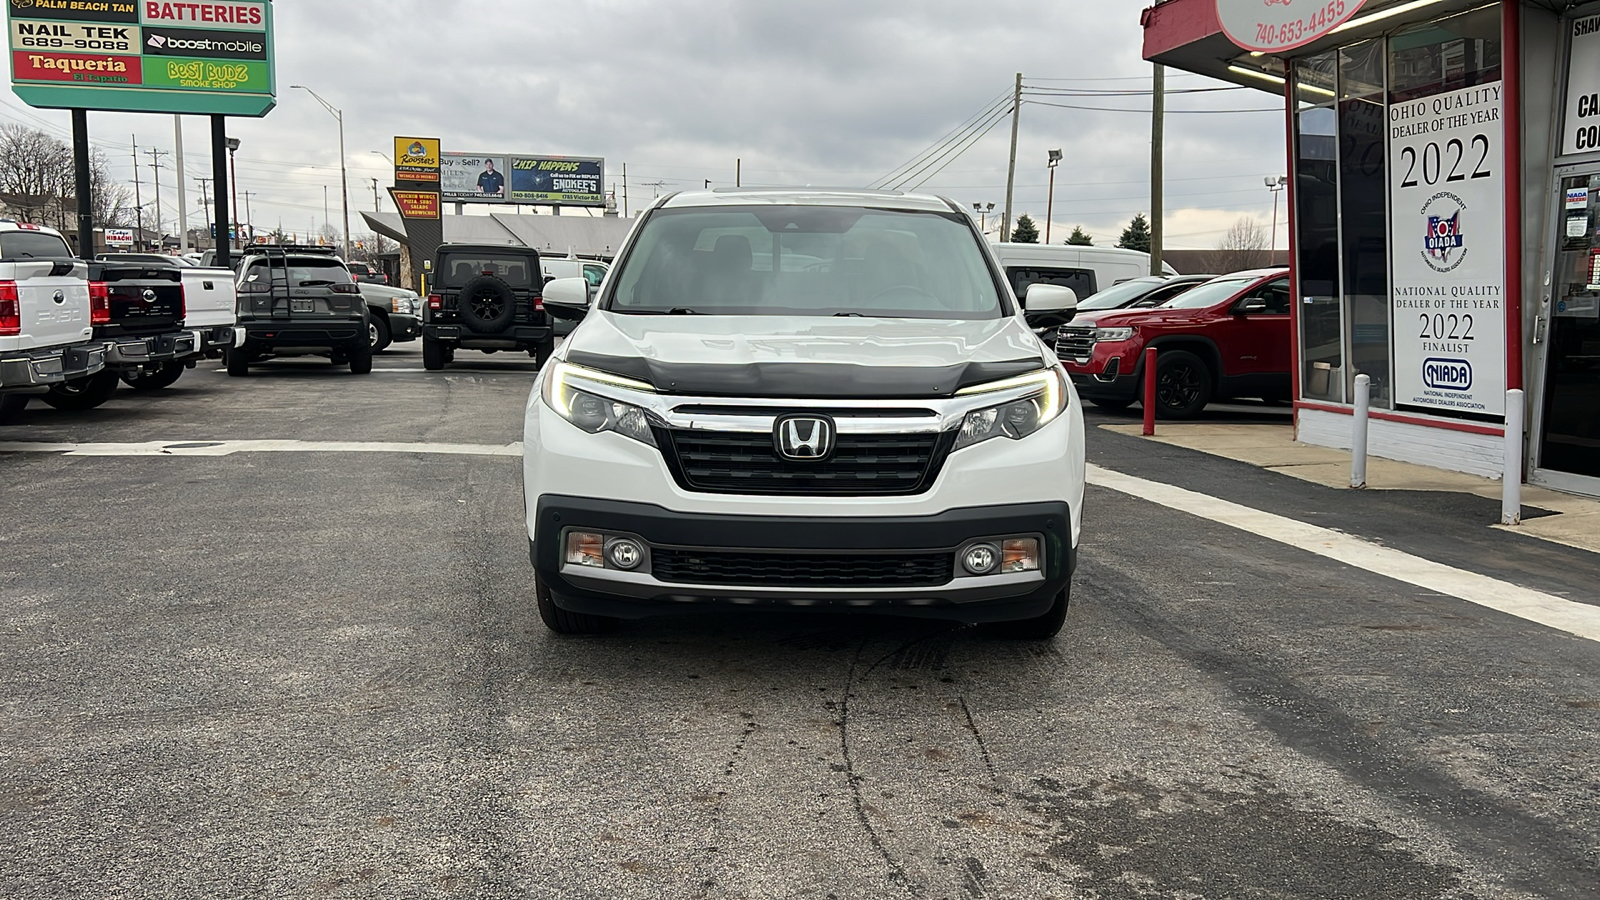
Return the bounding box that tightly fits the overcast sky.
[4,1,1291,250]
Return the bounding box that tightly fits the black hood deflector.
[565,351,1044,399]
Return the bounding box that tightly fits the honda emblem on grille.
[774,415,835,461]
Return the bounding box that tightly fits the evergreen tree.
[1065,226,1094,246]
[1011,213,1040,244]
[1117,214,1152,253]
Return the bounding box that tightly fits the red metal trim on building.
[1295,400,1507,436]
[1502,0,1524,392]
[1141,0,1222,60]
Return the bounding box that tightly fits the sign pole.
[174,117,189,253]
[71,109,93,257]
[211,116,232,269]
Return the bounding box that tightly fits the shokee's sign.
[509,155,604,206]
[1215,0,1367,54]
[1387,81,1508,418]
[6,0,274,115]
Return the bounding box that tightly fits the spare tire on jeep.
[457,274,517,333]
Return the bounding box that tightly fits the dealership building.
[1142,0,1600,498]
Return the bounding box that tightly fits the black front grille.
[1056,326,1095,362]
[659,428,951,496]
[652,548,953,587]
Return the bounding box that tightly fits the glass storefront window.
[1340,40,1393,408]
[1295,53,1344,402]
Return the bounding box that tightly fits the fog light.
[1002,538,1040,573]
[565,531,605,568]
[961,543,1000,575]
[606,538,644,570]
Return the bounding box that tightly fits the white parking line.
[0,439,522,457]
[1086,463,1600,643]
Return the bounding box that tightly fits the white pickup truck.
[0,221,109,423]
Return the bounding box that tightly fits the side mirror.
[1022,283,1077,328]
[1235,297,1268,315]
[543,276,591,321]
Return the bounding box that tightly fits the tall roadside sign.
[7,0,276,265]
[390,136,443,293]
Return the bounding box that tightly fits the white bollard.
[1503,388,1524,525]
[1351,373,1370,489]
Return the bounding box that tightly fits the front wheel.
[349,339,373,375]
[536,577,618,635]
[120,361,185,391]
[982,587,1070,640]
[1152,350,1212,419]
[40,370,119,411]
[368,314,392,353]
[422,335,447,371]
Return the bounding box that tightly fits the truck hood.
[562,313,1049,399]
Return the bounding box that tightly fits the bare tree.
[1200,217,1271,274]
[0,124,136,231]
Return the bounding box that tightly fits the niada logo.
[1423,357,1472,391]
[1420,191,1467,273]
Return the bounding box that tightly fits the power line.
[871,90,1011,189]
[1023,98,1282,114]
[885,103,1013,191]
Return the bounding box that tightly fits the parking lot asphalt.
[2,349,1598,899]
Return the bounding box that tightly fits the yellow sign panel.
[393,136,440,182]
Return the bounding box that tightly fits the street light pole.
[293,85,351,260]
[1265,174,1288,258]
[1045,149,1062,244]
[225,136,241,250]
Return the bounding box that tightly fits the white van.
[989,243,1177,301]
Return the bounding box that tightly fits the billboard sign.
[394,136,440,184]
[441,152,508,202]
[7,0,275,116]
[509,155,604,206]
[104,227,133,247]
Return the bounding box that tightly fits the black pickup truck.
[41,259,200,410]
[422,244,553,370]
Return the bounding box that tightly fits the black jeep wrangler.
[229,246,372,376]
[422,244,552,370]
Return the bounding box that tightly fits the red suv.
[1057,268,1291,418]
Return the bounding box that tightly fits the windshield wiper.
[666,307,699,315]
[832,312,865,317]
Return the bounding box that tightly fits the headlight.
[1094,326,1135,342]
[951,368,1067,451]
[541,361,658,446]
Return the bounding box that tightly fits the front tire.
[1152,350,1212,419]
[536,577,617,635]
[349,338,373,375]
[983,587,1070,640]
[120,361,185,391]
[368,314,392,353]
[422,335,447,371]
[40,370,119,411]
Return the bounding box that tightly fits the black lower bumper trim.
[1069,371,1140,403]
[531,495,1075,621]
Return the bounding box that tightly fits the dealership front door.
[1536,172,1600,495]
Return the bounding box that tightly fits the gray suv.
[229,246,372,376]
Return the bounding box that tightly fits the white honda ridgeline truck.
[522,189,1086,639]
[0,220,108,422]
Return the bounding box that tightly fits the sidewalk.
[1099,422,1600,556]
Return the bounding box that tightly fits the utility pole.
[1002,71,1022,243]
[242,190,255,240]
[1150,63,1165,275]
[194,176,211,247]
[371,177,380,212]
[622,162,629,218]
[173,116,188,252]
[131,135,145,248]
[145,148,169,247]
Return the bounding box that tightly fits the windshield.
[441,254,537,288]
[606,205,1004,318]
[1158,277,1254,309]
[1,232,73,259]
[1076,278,1168,311]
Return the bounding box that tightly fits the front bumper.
[103,330,199,368]
[0,341,108,389]
[390,313,421,342]
[531,495,1074,622]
